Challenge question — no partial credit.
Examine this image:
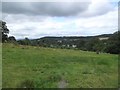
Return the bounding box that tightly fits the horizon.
[1,0,119,39]
[16,32,115,40]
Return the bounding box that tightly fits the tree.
[76,39,86,50]
[105,31,120,54]
[18,37,31,45]
[24,37,31,45]
[8,36,16,42]
[85,38,99,51]
[0,20,9,42]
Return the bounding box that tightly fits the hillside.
[31,33,112,46]
[17,32,119,54]
[2,43,118,88]
[33,33,112,41]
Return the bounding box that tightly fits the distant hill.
[17,32,119,54]
[26,33,112,50]
[34,33,112,42]
[32,33,112,45]
[37,33,113,40]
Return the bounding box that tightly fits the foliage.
[17,37,31,45]
[105,31,120,54]
[17,31,119,54]
[0,20,17,43]
[0,20,9,42]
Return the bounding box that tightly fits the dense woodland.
[1,20,120,54]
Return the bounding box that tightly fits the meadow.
[2,43,118,88]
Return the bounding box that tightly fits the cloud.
[2,2,91,17]
[2,0,116,17]
[2,0,118,39]
[7,8,117,39]
[77,0,115,17]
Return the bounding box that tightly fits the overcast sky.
[2,0,119,39]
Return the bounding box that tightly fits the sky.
[1,0,119,39]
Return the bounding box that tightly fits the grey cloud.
[2,2,91,16]
[2,13,46,24]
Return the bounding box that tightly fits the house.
[72,45,77,48]
[58,40,62,43]
[99,37,109,40]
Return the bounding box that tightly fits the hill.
[17,32,120,54]
[32,33,112,45]
[2,43,118,88]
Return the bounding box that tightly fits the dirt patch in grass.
[58,76,68,88]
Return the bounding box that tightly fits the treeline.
[17,31,120,54]
[0,20,120,54]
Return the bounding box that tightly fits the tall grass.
[2,43,118,88]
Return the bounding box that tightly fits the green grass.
[2,43,118,88]
[0,43,2,89]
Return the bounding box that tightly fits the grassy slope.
[0,43,2,89]
[2,43,118,88]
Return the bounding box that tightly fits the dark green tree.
[24,37,31,45]
[8,36,16,42]
[85,38,99,51]
[105,31,120,54]
[0,20,9,42]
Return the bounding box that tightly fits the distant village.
[17,34,119,54]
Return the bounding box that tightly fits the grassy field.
[2,43,118,88]
[0,43,2,89]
